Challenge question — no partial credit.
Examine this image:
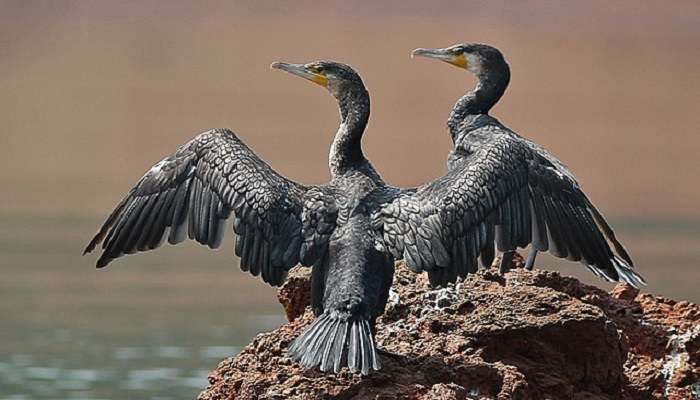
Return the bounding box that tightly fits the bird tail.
[288,313,380,375]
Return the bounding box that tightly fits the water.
[1,214,698,399]
[0,215,286,399]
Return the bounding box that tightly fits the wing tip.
[586,200,635,268]
[95,255,113,269]
[614,244,635,268]
[612,256,646,288]
[83,230,106,256]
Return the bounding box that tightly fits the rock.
[198,261,700,400]
[278,267,312,322]
[610,283,640,301]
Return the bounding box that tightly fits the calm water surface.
[1,213,698,399]
[0,215,285,399]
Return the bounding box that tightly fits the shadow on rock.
[199,260,699,400]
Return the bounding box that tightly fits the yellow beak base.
[311,74,329,88]
[449,53,468,69]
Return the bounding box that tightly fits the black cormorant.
[85,51,644,376]
[410,43,643,284]
[85,60,392,375]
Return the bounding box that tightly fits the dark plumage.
[86,60,391,375]
[85,48,644,376]
[409,42,643,286]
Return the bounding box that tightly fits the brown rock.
[278,266,312,322]
[423,383,469,399]
[611,283,640,301]
[199,260,700,400]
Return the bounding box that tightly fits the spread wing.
[84,128,331,286]
[375,134,643,287]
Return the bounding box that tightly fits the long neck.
[447,65,510,141]
[329,86,370,177]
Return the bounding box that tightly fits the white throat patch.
[466,54,482,75]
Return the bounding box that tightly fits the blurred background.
[1,1,699,398]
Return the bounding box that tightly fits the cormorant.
[85,60,392,375]
[85,51,644,376]
[410,43,643,285]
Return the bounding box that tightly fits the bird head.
[271,60,365,99]
[411,43,507,77]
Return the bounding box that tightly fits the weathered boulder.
[199,260,699,400]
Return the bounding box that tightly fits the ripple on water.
[154,346,190,359]
[113,346,147,360]
[127,367,181,382]
[113,345,192,360]
[2,395,30,400]
[23,367,60,380]
[180,370,210,389]
[65,369,113,382]
[249,314,287,331]
[121,368,183,392]
[9,355,33,367]
[54,379,91,391]
[199,346,240,359]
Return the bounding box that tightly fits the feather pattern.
[84,128,335,286]
[375,130,644,287]
[289,315,380,375]
[84,56,644,380]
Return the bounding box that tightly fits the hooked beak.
[271,62,329,87]
[411,48,468,69]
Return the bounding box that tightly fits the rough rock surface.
[199,260,699,400]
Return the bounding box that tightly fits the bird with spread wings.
[85,47,643,376]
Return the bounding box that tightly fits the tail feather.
[331,321,348,373]
[300,315,329,367]
[361,320,380,373]
[347,320,359,372]
[319,319,340,372]
[291,314,326,366]
[288,313,380,374]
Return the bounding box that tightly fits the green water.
[1,214,698,399]
[0,215,284,399]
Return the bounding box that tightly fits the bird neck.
[447,66,510,141]
[329,86,370,177]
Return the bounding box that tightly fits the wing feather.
[374,133,644,287]
[84,128,327,286]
